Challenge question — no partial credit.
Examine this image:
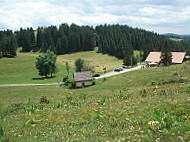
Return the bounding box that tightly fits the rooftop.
[74,71,93,82]
[145,52,186,64]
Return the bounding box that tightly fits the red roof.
[145,52,186,64]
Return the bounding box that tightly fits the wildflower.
[148,121,159,126]
[51,98,54,103]
[31,124,36,127]
[126,136,131,139]
[126,118,130,121]
[120,84,122,89]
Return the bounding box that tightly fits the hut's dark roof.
[74,71,93,82]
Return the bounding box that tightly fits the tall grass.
[1,85,190,141]
[0,56,190,141]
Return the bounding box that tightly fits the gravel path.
[95,65,142,79]
[0,83,60,87]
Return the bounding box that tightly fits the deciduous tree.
[36,50,57,77]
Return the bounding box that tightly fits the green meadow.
[170,38,183,42]
[0,51,190,141]
[57,50,123,72]
[0,54,72,84]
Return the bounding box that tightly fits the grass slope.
[0,49,123,84]
[57,51,123,72]
[0,54,74,84]
[0,61,190,141]
[170,38,183,42]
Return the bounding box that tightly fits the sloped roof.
[145,52,186,64]
[74,71,93,82]
[172,52,186,63]
[145,52,161,63]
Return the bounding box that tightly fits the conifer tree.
[160,40,172,66]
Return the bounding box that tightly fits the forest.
[1,23,190,60]
[0,30,17,58]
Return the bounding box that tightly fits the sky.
[0,0,190,34]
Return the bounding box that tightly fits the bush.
[82,60,94,72]
[75,58,84,72]
[139,89,147,97]
[123,55,137,66]
[92,79,96,85]
[0,111,4,140]
[40,96,49,104]
[64,79,70,86]
[62,75,68,82]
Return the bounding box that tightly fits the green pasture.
[0,54,74,84]
[170,38,183,42]
[0,51,190,141]
[57,50,123,72]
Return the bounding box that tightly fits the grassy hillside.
[0,49,124,84]
[0,53,74,84]
[170,38,183,42]
[57,51,123,72]
[0,57,190,141]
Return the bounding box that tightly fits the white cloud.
[0,0,190,34]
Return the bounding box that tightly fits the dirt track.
[0,83,60,87]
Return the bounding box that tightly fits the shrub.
[139,89,147,97]
[25,104,37,115]
[62,75,68,82]
[97,97,105,105]
[40,96,49,104]
[64,78,73,86]
[92,79,96,85]
[0,111,3,140]
[75,58,84,72]
[115,90,131,99]
[82,60,94,72]
[159,89,167,96]
[150,109,174,130]
[185,84,190,93]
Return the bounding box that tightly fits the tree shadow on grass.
[32,76,55,80]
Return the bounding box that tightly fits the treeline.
[96,24,188,59]
[16,23,95,54]
[1,23,190,60]
[15,27,35,52]
[0,30,17,58]
[180,37,190,54]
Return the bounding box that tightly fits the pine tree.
[9,35,17,57]
[37,27,44,50]
[56,38,64,54]
[160,40,172,66]
[30,27,35,47]
[75,58,84,72]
